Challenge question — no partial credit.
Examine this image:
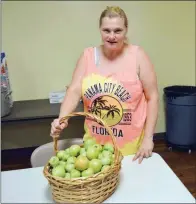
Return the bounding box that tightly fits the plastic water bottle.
[1,52,13,107]
[1,53,7,88]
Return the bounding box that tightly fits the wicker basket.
[43,112,123,203]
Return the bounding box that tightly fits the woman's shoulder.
[82,46,95,54]
[78,47,95,59]
[127,43,141,51]
[128,44,149,58]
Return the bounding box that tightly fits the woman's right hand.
[50,118,68,138]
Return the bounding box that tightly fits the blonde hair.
[99,6,128,28]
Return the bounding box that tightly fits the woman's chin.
[104,43,119,51]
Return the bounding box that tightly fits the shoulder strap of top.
[94,47,100,66]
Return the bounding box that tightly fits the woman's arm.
[58,51,86,118]
[138,47,159,140]
[133,47,159,163]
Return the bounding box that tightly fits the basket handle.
[53,112,119,161]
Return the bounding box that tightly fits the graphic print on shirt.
[82,73,133,138]
[90,95,123,127]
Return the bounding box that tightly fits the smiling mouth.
[107,41,117,44]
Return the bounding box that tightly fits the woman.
[51,6,159,163]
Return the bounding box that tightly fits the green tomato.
[101,165,110,172]
[69,145,81,157]
[98,153,103,160]
[49,156,59,167]
[62,153,70,161]
[52,165,65,178]
[103,143,114,153]
[102,150,112,158]
[80,148,86,154]
[82,167,94,177]
[70,169,81,178]
[75,156,89,171]
[65,163,75,172]
[86,146,99,160]
[83,133,93,142]
[101,156,111,165]
[57,150,66,160]
[92,144,103,152]
[65,173,71,179]
[84,138,96,150]
[64,148,70,154]
[67,156,76,164]
[59,161,67,170]
[89,159,102,173]
[80,151,87,157]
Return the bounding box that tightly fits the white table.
[1,153,195,203]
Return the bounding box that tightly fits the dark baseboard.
[153,132,165,140]
[1,146,38,171]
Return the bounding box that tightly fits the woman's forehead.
[101,16,125,28]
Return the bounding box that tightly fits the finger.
[52,121,61,130]
[50,128,60,138]
[52,123,61,133]
[50,130,59,138]
[133,151,141,161]
[50,131,58,138]
[132,152,139,161]
[51,125,61,136]
[144,151,150,158]
[60,119,69,128]
[51,121,61,131]
[148,150,152,157]
[138,152,144,164]
[60,122,67,129]
[59,118,68,125]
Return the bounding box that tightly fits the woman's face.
[100,16,127,51]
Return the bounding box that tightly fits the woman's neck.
[101,43,127,60]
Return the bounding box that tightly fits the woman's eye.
[103,29,110,33]
[115,29,122,33]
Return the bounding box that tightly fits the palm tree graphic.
[92,96,107,108]
[102,105,120,119]
[91,96,108,117]
[91,106,102,117]
[90,96,121,122]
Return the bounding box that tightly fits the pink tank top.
[81,44,147,156]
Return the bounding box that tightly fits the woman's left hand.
[132,137,154,164]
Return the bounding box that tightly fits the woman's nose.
[109,32,116,39]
